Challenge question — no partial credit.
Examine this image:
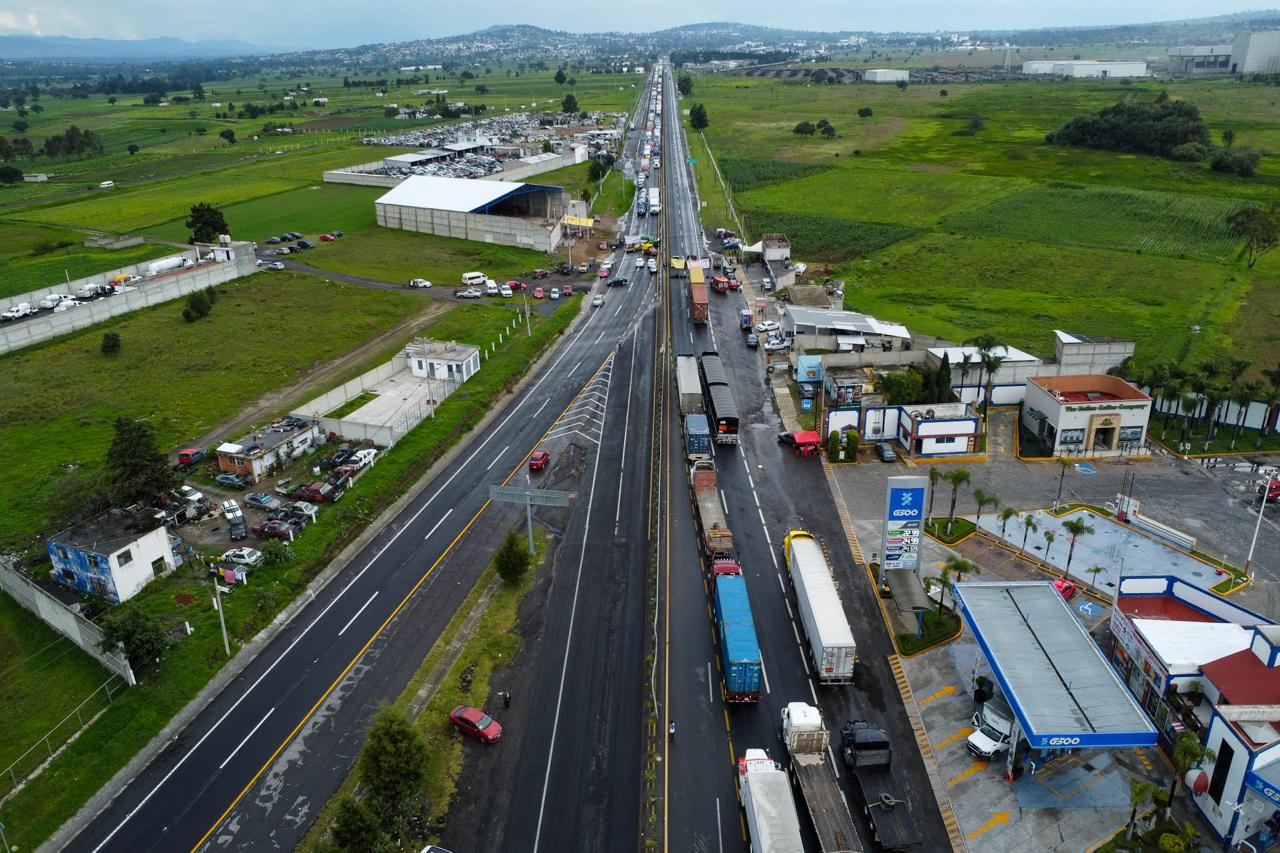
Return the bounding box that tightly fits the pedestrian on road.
[503,690,512,709]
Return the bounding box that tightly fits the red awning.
[794,431,822,445]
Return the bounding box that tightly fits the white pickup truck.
[1,302,34,321]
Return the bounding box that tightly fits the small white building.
[864,68,909,83]
[48,508,177,604]
[832,400,981,458]
[926,344,1042,406]
[1021,60,1058,74]
[404,338,480,384]
[217,419,321,484]
[1051,60,1148,78]
[781,305,911,353]
[1021,374,1151,457]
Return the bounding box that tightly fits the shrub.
[1045,98,1210,157]
[1211,146,1261,177]
[185,290,211,320]
[1170,142,1208,162]
[101,331,121,355]
[494,527,531,583]
[1157,834,1186,853]
[827,430,841,462]
[844,429,860,459]
[793,121,816,136]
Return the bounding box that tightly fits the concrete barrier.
[0,248,199,315]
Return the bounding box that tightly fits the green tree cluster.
[690,103,709,130]
[1046,97,1209,158]
[186,202,229,244]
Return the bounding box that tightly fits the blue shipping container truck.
[713,574,763,702]
[684,413,712,457]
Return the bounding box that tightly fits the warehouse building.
[1232,31,1280,74]
[1168,45,1233,75]
[1022,59,1147,77]
[864,68,909,83]
[375,175,566,253]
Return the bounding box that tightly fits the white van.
[99,180,114,188]
[461,271,487,287]
[484,278,499,296]
[967,694,1015,759]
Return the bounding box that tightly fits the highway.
[64,73,668,853]
[657,61,954,852]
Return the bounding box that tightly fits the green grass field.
[838,233,1240,362]
[0,223,172,300]
[0,594,114,781]
[941,183,1252,261]
[0,272,422,546]
[145,183,383,243]
[310,228,550,286]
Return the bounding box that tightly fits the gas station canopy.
[954,582,1157,750]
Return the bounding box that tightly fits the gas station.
[952,581,1159,781]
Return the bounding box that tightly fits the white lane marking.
[219,708,275,770]
[532,353,614,853]
[760,658,771,694]
[776,573,786,595]
[486,445,509,471]
[708,660,714,704]
[829,745,841,778]
[614,342,637,531]
[757,507,766,528]
[716,797,724,853]
[751,489,760,510]
[809,681,819,704]
[769,548,778,570]
[423,508,454,542]
[337,591,378,637]
[791,620,804,648]
[719,490,728,516]
[783,597,795,622]
[533,398,551,417]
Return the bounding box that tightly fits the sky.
[0,0,1268,47]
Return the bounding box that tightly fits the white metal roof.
[784,305,911,340]
[955,581,1157,747]
[375,175,546,213]
[928,345,1041,365]
[1133,619,1253,674]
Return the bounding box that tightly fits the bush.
[98,606,168,676]
[1046,98,1210,157]
[0,164,23,184]
[494,527,531,584]
[1170,142,1208,162]
[181,307,196,323]
[101,331,121,355]
[184,290,211,320]
[1158,834,1186,853]
[827,430,841,462]
[1211,146,1261,177]
[844,429,860,459]
[793,121,816,136]
[261,538,294,565]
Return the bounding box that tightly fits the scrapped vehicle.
[408,278,432,288]
[216,473,250,489]
[220,547,263,567]
[245,493,282,511]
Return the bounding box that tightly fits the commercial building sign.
[881,476,927,577]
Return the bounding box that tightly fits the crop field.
[941,183,1252,260]
[14,175,300,232]
[0,223,172,300]
[838,233,1241,362]
[744,211,920,261]
[310,228,549,287]
[0,272,421,545]
[145,183,383,243]
[718,158,832,192]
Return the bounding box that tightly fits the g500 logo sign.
[1042,736,1081,747]
[889,489,923,520]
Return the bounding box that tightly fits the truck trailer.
[712,570,762,702]
[146,256,193,277]
[647,186,661,215]
[738,749,805,853]
[841,720,919,851]
[783,530,856,684]
[780,702,862,853]
[699,351,740,445]
[691,459,733,556]
[689,267,709,324]
[684,413,713,459]
[676,355,704,415]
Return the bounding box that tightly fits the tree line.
[0,124,103,161]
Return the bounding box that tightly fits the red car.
[253,519,293,540]
[449,705,502,743]
[562,284,574,296]
[533,286,545,299]
[1053,578,1077,600]
[531,269,551,280]
[506,279,527,291]
[319,234,335,242]
[529,450,551,471]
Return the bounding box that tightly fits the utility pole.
[1245,471,1276,581]
[212,571,231,658]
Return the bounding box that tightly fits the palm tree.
[1043,529,1056,562]
[998,507,1018,542]
[1201,380,1228,451]
[1062,516,1095,578]
[943,468,971,536]
[924,565,953,620]
[1230,381,1261,450]
[958,353,975,401]
[1086,565,1106,591]
[1054,456,1072,508]
[980,350,1005,411]
[1126,779,1158,841]
[975,490,999,529]
[927,466,941,522]
[1159,377,1184,439]
[1020,513,1038,553]
[945,555,981,591]
[1178,392,1200,448]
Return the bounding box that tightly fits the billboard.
[881,475,927,577]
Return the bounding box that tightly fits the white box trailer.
[739,748,805,853]
[676,355,703,415]
[784,530,856,684]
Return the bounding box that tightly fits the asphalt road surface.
[64,76,664,853]
[658,61,952,853]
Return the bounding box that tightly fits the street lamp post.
[1244,472,1277,581]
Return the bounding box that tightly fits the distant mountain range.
[0,34,276,61]
[2,12,1278,64]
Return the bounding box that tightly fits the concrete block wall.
[377,202,557,253]
[0,251,258,356]
[294,359,403,419]
[0,248,200,315]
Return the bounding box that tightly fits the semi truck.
[684,413,712,459]
[691,459,733,556]
[738,749,805,853]
[779,702,862,853]
[841,720,919,851]
[676,355,704,415]
[689,267,709,324]
[783,530,856,684]
[712,569,762,702]
[146,256,194,277]
[699,351,740,445]
[647,186,661,215]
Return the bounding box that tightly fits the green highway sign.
[687,157,697,164]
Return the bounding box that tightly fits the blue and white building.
[48,508,177,604]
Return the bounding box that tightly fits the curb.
[40,298,591,853]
